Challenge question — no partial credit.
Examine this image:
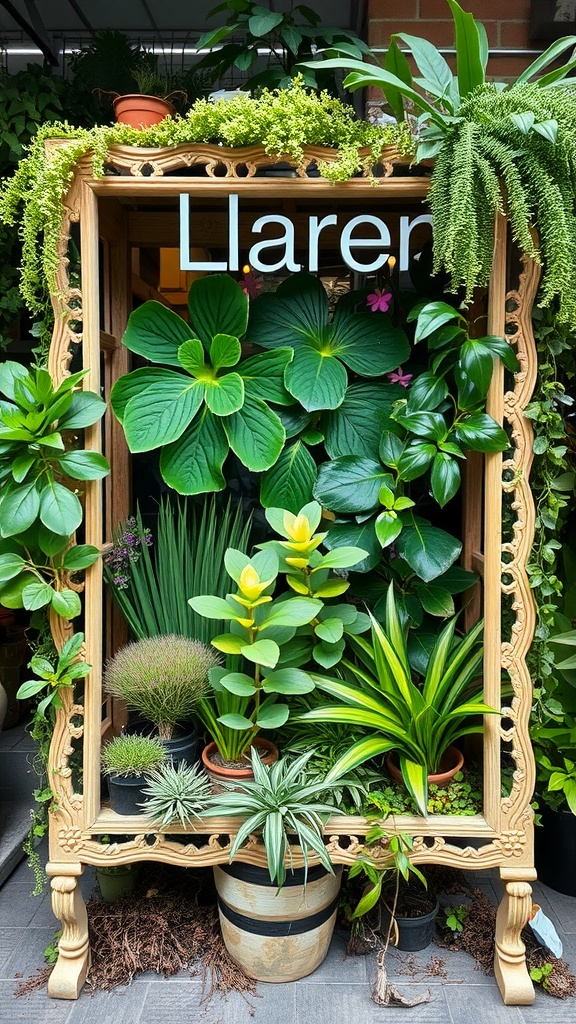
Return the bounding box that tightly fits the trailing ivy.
[430,84,576,326]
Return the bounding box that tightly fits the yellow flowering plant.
[189,501,367,760]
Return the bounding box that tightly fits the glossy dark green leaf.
[383,37,413,122]
[379,430,406,468]
[331,314,410,377]
[324,521,381,573]
[187,274,248,349]
[160,410,228,494]
[122,301,193,365]
[477,334,520,372]
[405,371,448,413]
[260,440,316,512]
[455,413,509,453]
[395,410,447,442]
[248,272,328,349]
[430,452,461,507]
[111,367,197,424]
[409,300,462,343]
[416,583,455,618]
[396,442,436,481]
[396,517,462,582]
[314,457,392,513]
[240,348,293,405]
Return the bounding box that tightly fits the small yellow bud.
[284,511,312,543]
[285,556,309,568]
[238,564,274,601]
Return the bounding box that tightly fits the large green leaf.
[248,272,328,349]
[0,361,29,401]
[57,451,110,481]
[446,0,485,97]
[384,38,413,122]
[285,345,348,411]
[0,551,25,583]
[122,375,204,452]
[324,521,381,574]
[396,517,462,583]
[51,588,82,619]
[397,33,453,104]
[110,367,195,424]
[60,391,106,431]
[430,452,461,507]
[223,395,285,471]
[122,301,193,366]
[204,373,245,416]
[455,413,508,453]
[323,383,403,459]
[260,441,317,512]
[314,456,392,513]
[331,314,409,377]
[0,481,40,537]
[249,10,283,36]
[39,482,83,536]
[240,348,294,405]
[261,668,314,694]
[160,410,227,494]
[188,274,248,348]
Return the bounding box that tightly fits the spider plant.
[298,584,498,816]
[205,749,346,888]
[139,761,213,828]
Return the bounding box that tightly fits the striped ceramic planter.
[213,861,342,982]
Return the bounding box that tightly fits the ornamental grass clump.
[103,634,219,741]
[101,733,166,778]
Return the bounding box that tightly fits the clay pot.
[385,746,464,790]
[201,739,279,792]
[113,94,175,128]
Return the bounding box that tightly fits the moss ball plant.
[103,634,219,742]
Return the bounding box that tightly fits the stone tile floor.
[0,849,575,1024]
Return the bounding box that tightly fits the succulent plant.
[139,761,213,828]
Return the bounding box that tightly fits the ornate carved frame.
[43,144,538,1005]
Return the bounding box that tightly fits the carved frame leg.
[494,869,537,1005]
[46,863,90,999]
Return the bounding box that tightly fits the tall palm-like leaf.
[299,584,498,816]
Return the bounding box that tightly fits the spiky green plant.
[104,496,252,644]
[139,761,213,828]
[101,733,166,778]
[103,634,219,741]
[205,749,345,888]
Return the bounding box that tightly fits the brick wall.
[367,0,539,81]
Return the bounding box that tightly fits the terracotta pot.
[385,746,464,790]
[201,739,279,792]
[113,94,175,128]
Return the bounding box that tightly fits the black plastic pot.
[381,894,439,951]
[107,773,148,815]
[123,717,200,767]
[535,805,576,896]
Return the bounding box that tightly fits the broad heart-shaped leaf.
[255,702,290,729]
[188,274,248,349]
[51,588,82,619]
[122,301,194,366]
[57,451,110,481]
[22,580,53,610]
[0,481,40,537]
[261,667,314,694]
[223,395,285,471]
[314,617,344,643]
[122,373,204,452]
[39,482,83,536]
[375,510,403,548]
[0,551,25,583]
[455,413,509,453]
[314,456,393,513]
[416,583,455,618]
[249,9,283,35]
[204,373,244,417]
[38,524,69,556]
[323,382,403,459]
[396,516,462,582]
[248,271,328,349]
[430,452,461,507]
[260,441,317,512]
[160,409,227,494]
[331,311,410,377]
[240,349,294,406]
[285,345,348,412]
[241,638,280,668]
[323,521,381,573]
[210,333,241,371]
[313,638,346,668]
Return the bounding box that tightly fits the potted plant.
[95,835,139,902]
[112,69,187,129]
[101,733,167,815]
[189,500,367,786]
[139,760,213,829]
[102,634,219,765]
[298,583,499,816]
[204,748,346,982]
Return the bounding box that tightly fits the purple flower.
[387,366,413,387]
[239,270,263,298]
[366,288,392,313]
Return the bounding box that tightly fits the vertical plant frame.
[40,140,539,1005]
